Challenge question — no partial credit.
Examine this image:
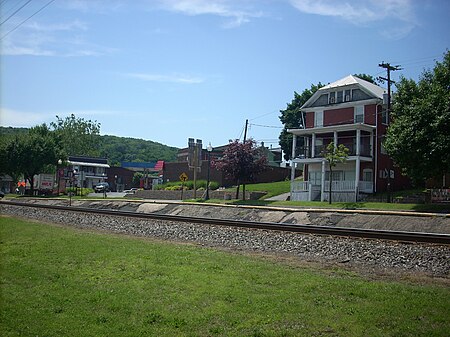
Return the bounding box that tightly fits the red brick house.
[288,75,410,202]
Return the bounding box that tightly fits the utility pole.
[242,119,249,200]
[243,119,248,142]
[378,62,401,203]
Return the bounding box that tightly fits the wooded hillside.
[0,127,178,165]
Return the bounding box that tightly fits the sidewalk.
[265,192,290,201]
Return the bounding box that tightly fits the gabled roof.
[302,75,386,109]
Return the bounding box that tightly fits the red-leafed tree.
[213,139,267,200]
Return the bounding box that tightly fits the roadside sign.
[179,172,188,182]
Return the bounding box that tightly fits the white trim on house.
[67,161,110,168]
[302,75,386,109]
[288,122,375,136]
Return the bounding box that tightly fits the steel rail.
[1,200,449,244]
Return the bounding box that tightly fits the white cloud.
[59,0,126,13]
[0,108,54,127]
[0,108,120,128]
[23,20,89,32]
[157,0,263,28]
[125,72,205,84]
[289,0,417,38]
[1,19,115,57]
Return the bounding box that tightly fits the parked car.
[94,182,110,193]
[123,188,138,194]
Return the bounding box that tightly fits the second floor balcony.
[295,142,372,159]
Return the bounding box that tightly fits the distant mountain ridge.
[0,127,178,165]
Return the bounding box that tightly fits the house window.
[380,135,387,154]
[326,170,343,181]
[314,111,323,127]
[308,171,322,185]
[336,91,343,103]
[363,169,373,182]
[354,106,364,123]
[344,89,351,102]
[329,92,336,104]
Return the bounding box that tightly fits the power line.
[250,123,283,129]
[0,0,33,26]
[249,110,279,121]
[1,0,28,21]
[391,54,442,66]
[236,123,245,141]
[0,0,55,40]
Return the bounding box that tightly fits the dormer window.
[344,89,351,102]
[329,92,336,104]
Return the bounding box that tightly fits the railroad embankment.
[6,198,450,234]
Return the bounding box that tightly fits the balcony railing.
[295,143,372,159]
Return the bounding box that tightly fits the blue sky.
[1,0,449,149]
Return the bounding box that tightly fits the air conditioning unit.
[345,94,350,102]
[329,97,335,104]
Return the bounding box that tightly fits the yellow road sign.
[179,172,188,182]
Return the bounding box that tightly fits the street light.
[57,159,62,196]
[205,142,213,200]
[102,173,107,199]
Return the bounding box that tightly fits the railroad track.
[1,200,449,245]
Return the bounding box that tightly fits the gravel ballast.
[1,204,449,278]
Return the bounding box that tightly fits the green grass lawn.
[217,181,449,213]
[225,180,292,199]
[1,216,449,336]
[222,200,449,213]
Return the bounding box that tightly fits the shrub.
[157,180,219,191]
[65,187,93,197]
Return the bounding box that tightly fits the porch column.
[312,133,316,158]
[320,160,326,202]
[356,129,361,156]
[291,135,297,182]
[355,157,361,202]
[370,130,374,157]
[306,137,310,157]
[334,131,338,147]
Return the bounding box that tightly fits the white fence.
[291,180,373,202]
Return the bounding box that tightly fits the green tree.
[384,50,450,184]
[0,135,23,187]
[279,83,323,161]
[322,142,349,204]
[50,114,101,157]
[132,172,144,187]
[213,139,267,200]
[9,125,60,194]
[353,73,376,84]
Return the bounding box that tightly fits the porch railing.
[292,180,373,193]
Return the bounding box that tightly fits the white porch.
[288,123,376,202]
[291,180,373,202]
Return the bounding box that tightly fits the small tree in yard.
[323,142,349,204]
[213,139,267,200]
